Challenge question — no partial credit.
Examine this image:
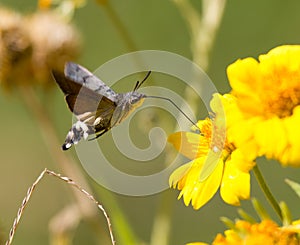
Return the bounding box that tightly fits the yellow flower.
[38,0,52,9]
[211,219,300,245]
[186,243,208,245]
[168,94,255,210]
[38,0,86,10]
[226,45,300,166]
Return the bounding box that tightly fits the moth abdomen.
[62,121,94,150]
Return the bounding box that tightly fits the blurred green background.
[1,0,300,244]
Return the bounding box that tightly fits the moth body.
[111,92,146,126]
[52,62,147,150]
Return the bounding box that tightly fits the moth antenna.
[134,71,152,91]
[145,95,200,130]
[133,81,140,91]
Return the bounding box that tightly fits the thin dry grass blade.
[5,168,115,245]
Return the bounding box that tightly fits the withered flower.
[0,7,81,90]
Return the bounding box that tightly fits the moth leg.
[88,128,110,141]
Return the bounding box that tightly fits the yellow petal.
[177,157,223,210]
[168,132,205,160]
[280,106,300,166]
[254,117,289,158]
[38,0,52,9]
[282,219,300,232]
[230,148,256,172]
[169,161,192,188]
[186,243,208,245]
[220,158,250,205]
[227,58,264,114]
[199,150,223,182]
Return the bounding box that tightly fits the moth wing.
[52,70,116,122]
[64,62,118,102]
[199,151,223,182]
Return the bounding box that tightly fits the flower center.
[265,87,300,118]
[200,117,235,157]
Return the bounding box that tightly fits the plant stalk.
[253,164,282,220]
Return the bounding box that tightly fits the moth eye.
[131,96,140,104]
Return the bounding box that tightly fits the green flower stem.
[103,2,137,52]
[101,2,153,79]
[253,165,282,220]
[150,190,174,245]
